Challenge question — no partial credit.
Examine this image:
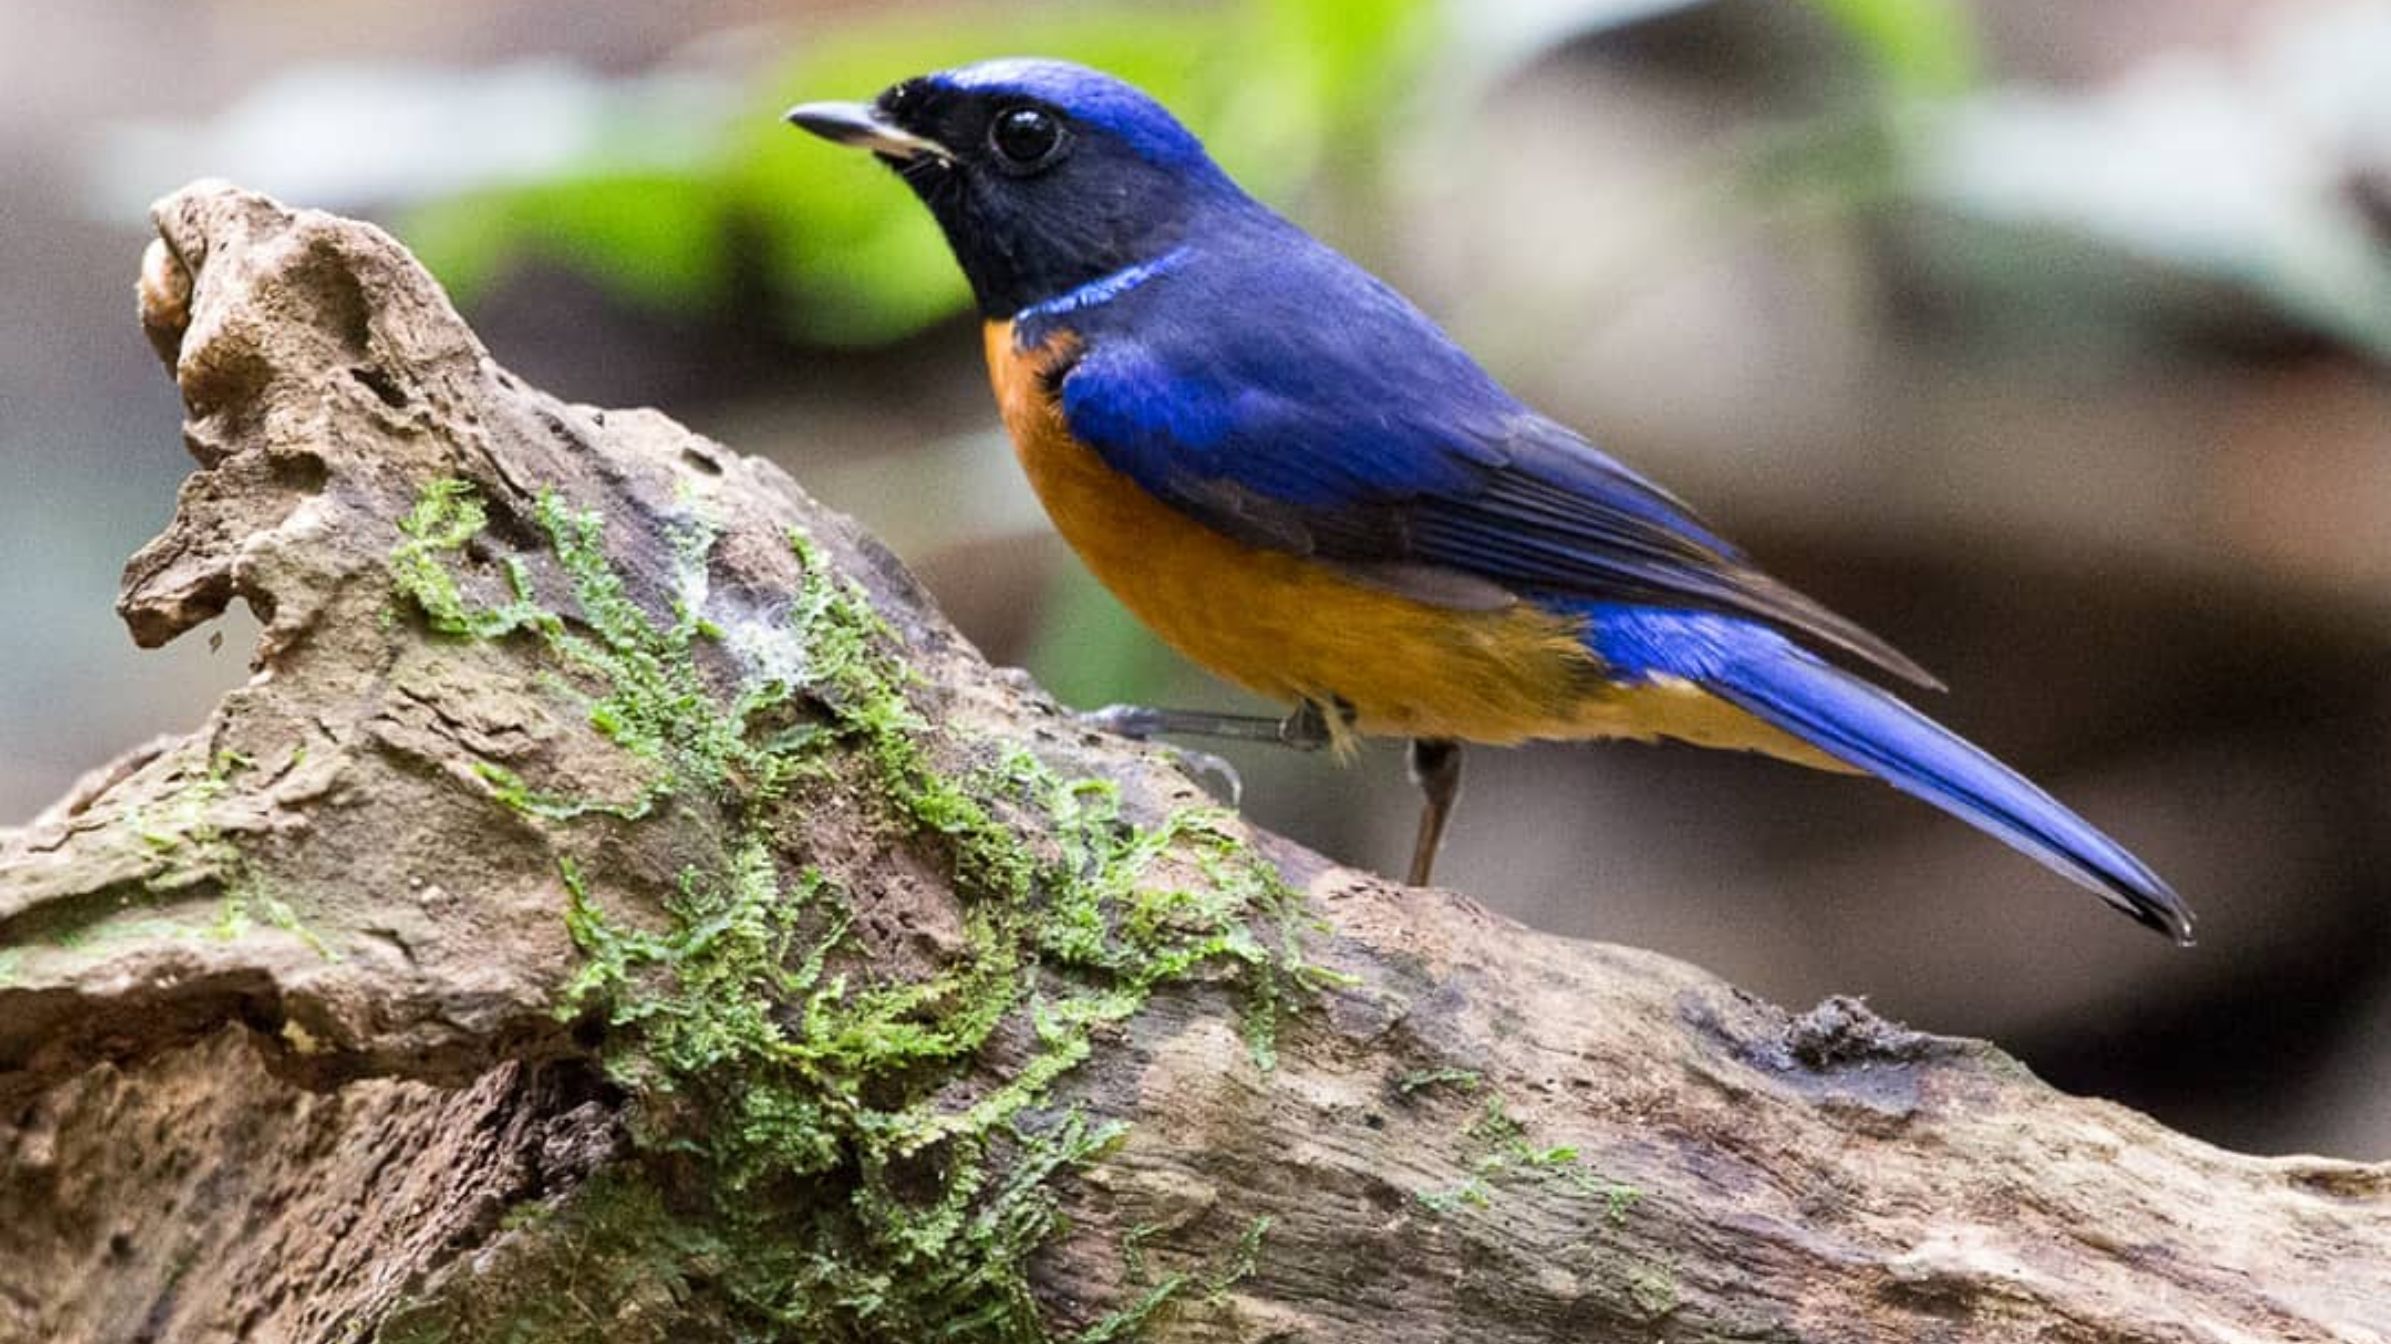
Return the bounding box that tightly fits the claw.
[1163,745,1243,806]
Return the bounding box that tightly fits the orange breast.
[982,319,1839,763]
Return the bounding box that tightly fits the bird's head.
[787,59,1246,320]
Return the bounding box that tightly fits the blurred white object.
[90,58,731,217]
[1919,0,2391,358]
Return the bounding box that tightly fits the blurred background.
[3,0,2388,1158]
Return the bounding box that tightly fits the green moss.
[1396,1067,1482,1096]
[389,480,1325,1341]
[1077,1216,1273,1343]
[377,1174,724,1344]
[1604,1184,1643,1227]
[1417,1094,1639,1221]
[1623,1260,1680,1320]
[10,748,336,965]
[390,479,507,638]
[126,749,245,883]
[217,888,342,961]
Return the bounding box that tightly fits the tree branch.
[2,182,2384,1344]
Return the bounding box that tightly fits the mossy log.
[2,182,2387,1344]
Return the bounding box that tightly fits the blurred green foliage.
[402,0,1434,345]
[407,172,737,315]
[1808,0,1978,98]
[397,0,1984,347]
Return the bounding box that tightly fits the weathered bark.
[1,182,2385,1344]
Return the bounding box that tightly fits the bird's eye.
[989,106,1066,171]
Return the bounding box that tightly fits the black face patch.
[868,75,1238,319]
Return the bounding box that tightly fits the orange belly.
[983,320,1839,763]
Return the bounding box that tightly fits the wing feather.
[1044,229,1939,689]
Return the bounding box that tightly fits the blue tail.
[1589,606,2192,943]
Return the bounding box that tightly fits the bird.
[785,58,2192,943]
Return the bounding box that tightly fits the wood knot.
[1785,995,1933,1070]
[138,237,193,367]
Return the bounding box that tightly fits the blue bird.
[787,58,2191,942]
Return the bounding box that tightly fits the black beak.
[784,101,955,162]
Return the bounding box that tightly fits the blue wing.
[1046,227,1937,687]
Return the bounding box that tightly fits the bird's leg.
[1078,699,1338,804]
[1405,738,1463,887]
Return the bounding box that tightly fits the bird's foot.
[1074,705,1249,804]
[1078,702,1333,751]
